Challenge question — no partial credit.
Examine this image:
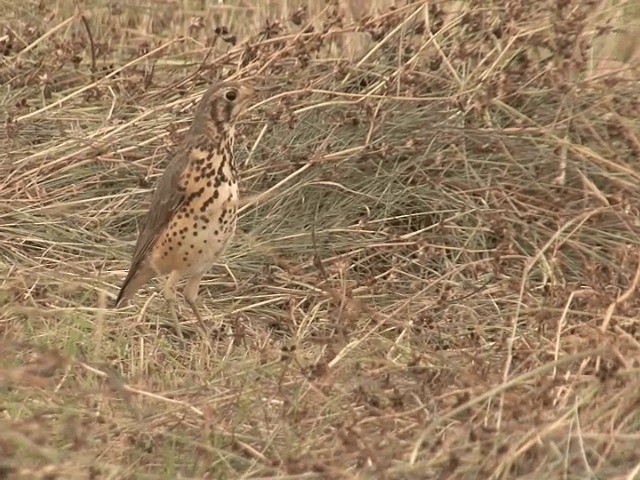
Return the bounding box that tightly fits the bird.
[115,79,254,336]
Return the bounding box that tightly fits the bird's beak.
[241,82,255,95]
[238,83,256,105]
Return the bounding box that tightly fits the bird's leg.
[164,270,183,339]
[184,273,207,334]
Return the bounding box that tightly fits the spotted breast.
[149,137,239,277]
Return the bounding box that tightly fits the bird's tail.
[115,266,155,308]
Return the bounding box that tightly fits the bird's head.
[194,80,254,126]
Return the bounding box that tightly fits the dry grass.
[2,0,640,478]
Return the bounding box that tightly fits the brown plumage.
[115,80,254,334]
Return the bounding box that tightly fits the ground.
[2,1,640,479]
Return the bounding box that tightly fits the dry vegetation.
[2,0,640,478]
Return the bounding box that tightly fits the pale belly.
[150,181,239,276]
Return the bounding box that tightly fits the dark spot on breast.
[200,193,218,212]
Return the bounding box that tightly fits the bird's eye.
[225,89,238,101]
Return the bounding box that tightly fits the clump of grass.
[2,0,640,478]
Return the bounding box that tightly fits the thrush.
[115,80,254,335]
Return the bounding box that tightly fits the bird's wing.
[120,148,189,286]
